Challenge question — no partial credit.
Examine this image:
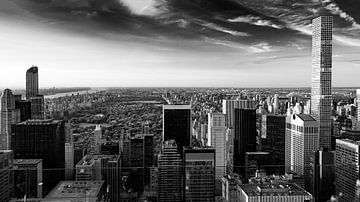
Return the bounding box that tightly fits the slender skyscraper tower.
[311,16,333,149]
[26,66,39,100]
[0,89,15,150]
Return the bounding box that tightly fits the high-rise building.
[208,113,226,180]
[285,114,319,190]
[65,143,74,180]
[11,119,65,194]
[0,89,15,150]
[225,128,234,175]
[309,149,335,202]
[237,183,312,202]
[15,100,31,122]
[13,159,43,198]
[158,140,183,202]
[0,150,13,202]
[234,108,257,176]
[261,115,286,174]
[310,16,333,149]
[273,94,280,115]
[356,89,360,129]
[244,152,269,180]
[222,99,257,128]
[29,95,44,120]
[163,105,191,153]
[335,138,360,202]
[106,155,121,202]
[183,147,215,202]
[26,66,39,100]
[94,125,102,154]
[142,121,150,134]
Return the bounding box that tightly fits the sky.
[1,0,360,88]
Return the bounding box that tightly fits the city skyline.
[1,0,360,88]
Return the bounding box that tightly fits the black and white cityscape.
[1,0,360,202]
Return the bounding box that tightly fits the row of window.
[286,123,319,133]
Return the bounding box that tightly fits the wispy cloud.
[228,15,283,29]
[202,37,273,53]
[200,21,250,37]
[250,42,272,53]
[325,2,360,29]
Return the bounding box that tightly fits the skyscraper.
[335,139,360,202]
[234,108,257,176]
[65,143,74,180]
[356,89,360,129]
[11,119,65,194]
[273,94,280,115]
[29,95,44,120]
[261,115,286,174]
[222,99,257,128]
[311,16,333,149]
[26,66,39,100]
[0,150,13,202]
[285,114,319,190]
[183,147,215,202]
[0,89,15,150]
[163,105,191,153]
[13,159,43,198]
[208,113,226,180]
[158,140,183,202]
[94,125,102,154]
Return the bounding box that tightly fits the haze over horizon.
[1,0,360,88]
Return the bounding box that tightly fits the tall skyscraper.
[273,94,280,115]
[311,16,333,149]
[29,95,44,120]
[356,89,360,129]
[222,99,257,128]
[106,156,121,202]
[163,105,191,153]
[335,138,360,202]
[208,113,226,180]
[0,150,13,202]
[0,89,15,150]
[309,149,335,202]
[285,114,319,190]
[11,119,65,194]
[65,143,74,180]
[183,147,215,202]
[234,108,257,176]
[158,140,183,202]
[261,115,286,174]
[26,66,39,100]
[94,125,102,154]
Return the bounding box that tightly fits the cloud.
[250,42,272,53]
[118,0,161,16]
[199,21,250,37]
[228,15,283,29]
[325,2,360,29]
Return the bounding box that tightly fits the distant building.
[11,119,65,194]
[310,16,333,149]
[222,99,257,128]
[237,183,312,202]
[0,89,16,150]
[285,114,319,190]
[45,181,105,202]
[261,115,286,174]
[309,149,335,202]
[0,150,13,202]
[65,143,75,180]
[234,108,257,176]
[335,139,360,202]
[183,147,215,202]
[13,159,43,198]
[163,105,191,153]
[94,125,102,154]
[208,113,226,180]
[15,100,31,122]
[29,95,44,120]
[106,155,121,202]
[26,66,39,100]
[158,140,183,202]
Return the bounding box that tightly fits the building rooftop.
[163,104,191,110]
[16,119,61,125]
[27,66,38,73]
[14,159,42,165]
[239,183,311,197]
[45,181,104,199]
[296,114,316,122]
[76,154,119,166]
